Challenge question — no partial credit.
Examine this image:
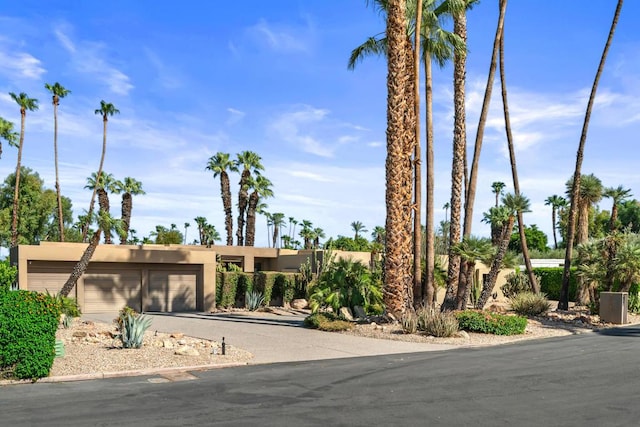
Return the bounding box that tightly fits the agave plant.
[116,313,152,348]
[245,290,265,311]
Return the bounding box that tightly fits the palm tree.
[544,195,567,249]
[60,192,120,297]
[498,17,538,294]
[491,181,506,208]
[299,220,314,250]
[8,92,39,247]
[234,151,264,246]
[45,82,71,242]
[451,236,493,310]
[463,0,508,246]
[313,227,325,249]
[194,216,207,245]
[383,0,414,317]
[476,193,529,308]
[560,0,624,310]
[351,221,368,240]
[443,1,469,311]
[371,226,386,246]
[0,117,19,159]
[205,152,236,245]
[245,175,273,246]
[566,174,603,245]
[183,222,190,245]
[202,224,221,247]
[84,100,119,242]
[614,236,640,293]
[482,205,510,246]
[604,185,632,232]
[86,172,117,244]
[270,212,286,249]
[113,177,145,244]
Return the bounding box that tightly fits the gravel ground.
[48,305,640,379]
[50,319,254,377]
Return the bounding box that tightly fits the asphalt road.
[4,327,640,426]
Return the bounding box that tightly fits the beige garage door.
[27,271,74,297]
[146,271,197,312]
[84,270,141,313]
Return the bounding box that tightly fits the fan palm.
[491,181,506,208]
[604,185,632,232]
[86,172,117,244]
[560,0,624,310]
[544,195,568,249]
[0,117,19,159]
[8,92,39,246]
[245,175,273,246]
[206,152,236,245]
[45,82,71,241]
[270,212,286,249]
[114,177,145,244]
[451,236,493,309]
[234,151,264,246]
[84,100,119,241]
[351,221,368,240]
[194,216,208,246]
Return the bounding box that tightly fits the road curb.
[1,362,250,385]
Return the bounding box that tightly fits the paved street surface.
[4,326,640,426]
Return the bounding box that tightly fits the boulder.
[175,346,199,356]
[291,299,308,310]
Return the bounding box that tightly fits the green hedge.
[0,260,16,294]
[0,290,61,380]
[215,271,302,309]
[456,310,527,336]
[532,267,578,301]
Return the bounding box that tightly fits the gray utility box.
[600,292,628,324]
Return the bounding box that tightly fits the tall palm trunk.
[98,188,112,244]
[560,0,623,310]
[84,117,108,242]
[10,110,25,247]
[384,0,413,318]
[475,216,514,309]
[412,0,423,307]
[424,52,436,308]
[236,170,250,246]
[120,193,132,244]
[53,96,64,241]
[246,191,259,246]
[498,9,538,293]
[60,228,102,297]
[221,172,233,245]
[551,207,558,249]
[443,9,467,311]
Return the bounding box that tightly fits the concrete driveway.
[86,311,458,364]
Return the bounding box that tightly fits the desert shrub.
[401,313,418,334]
[245,290,265,311]
[628,284,640,314]
[309,259,383,314]
[303,312,353,332]
[0,290,61,380]
[45,290,81,328]
[274,273,299,304]
[456,310,527,336]
[509,292,551,316]
[114,305,138,330]
[501,271,541,299]
[115,313,152,349]
[533,267,578,301]
[217,272,250,308]
[417,308,459,337]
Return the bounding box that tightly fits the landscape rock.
[162,340,174,349]
[291,299,308,310]
[72,331,88,338]
[175,346,200,356]
[339,307,354,321]
[456,330,470,339]
[170,333,184,339]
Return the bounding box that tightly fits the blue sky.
[0,1,639,248]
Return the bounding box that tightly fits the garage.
[146,270,197,312]
[84,270,142,313]
[26,262,76,297]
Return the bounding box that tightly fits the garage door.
[84,271,141,313]
[146,271,197,312]
[27,271,74,297]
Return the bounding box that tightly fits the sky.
[0,1,639,249]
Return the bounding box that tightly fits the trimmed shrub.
[456,310,527,336]
[417,308,459,338]
[303,312,352,332]
[533,267,578,301]
[217,272,252,308]
[255,272,278,306]
[0,260,16,294]
[275,273,299,305]
[510,292,551,316]
[0,290,61,380]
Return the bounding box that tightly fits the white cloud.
[53,24,134,96]
[247,18,310,53]
[226,108,246,125]
[0,49,45,80]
